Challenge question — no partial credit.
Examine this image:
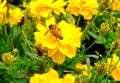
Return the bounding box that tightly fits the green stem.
[81,12,99,42]
[76,15,81,27]
[11,73,17,83]
[7,67,17,83]
[104,44,113,61]
[67,58,75,66]
[92,72,97,83]
[10,34,14,49]
[85,41,96,52]
[6,25,14,49]
[21,28,34,53]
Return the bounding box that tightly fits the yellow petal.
[113,53,119,62]
[83,14,92,20]
[58,20,82,47]
[45,68,61,83]
[0,0,6,9]
[51,49,65,64]
[52,0,67,14]
[66,6,80,16]
[29,74,46,83]
[111,68,120,81]
[66,0,98,19]
[47,68,59,79]
[46,17,56,28]
[66,0,81,16]
[66,45,76,58]
[58,43,68,55]
[36,23,48,34]
[61,74,75,83]
[43,34,58,49]
[34,32,46,45]
[48,48,57,57]
[107,54,120,63]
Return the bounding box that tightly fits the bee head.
[49,25,56,29]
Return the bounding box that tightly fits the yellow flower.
[29,68,75,83]
[28,0,66,18]
[66,0,98,20]
[7,8,24,25]
[0,0,7,23]
[34,17,82,64]
[29,74,46,83]
[112,0,120,11]
[107,53,120,81]
[30,68,61,83]
[61,74,75,83]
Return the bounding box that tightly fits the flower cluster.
[7,7,24,25]
[0,0,99,25]
[29,68,75,83]
[0,0,24,25]
[28,0,66,19]
[75,63,92,82]
[28,0,98,20]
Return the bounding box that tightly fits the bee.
[44,24,63,40]
[95,50,102,59]
[36,45,44,56]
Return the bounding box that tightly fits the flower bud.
[12,48,18,54]
[117,18,120,23]
[98,13,103,16]
[75,63,83,71]
[2,52,17,66]
[94,61,107,74]
[111,40,120,52]
[99,21,110,36]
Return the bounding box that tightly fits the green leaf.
[86,58,90,70]
[25,52,43,62]
[88,31,98,39]
[101,79,111,83]
[105,31,115,48]
[0,61,7,70]
[87,54,99,59]
[96,36,106,44]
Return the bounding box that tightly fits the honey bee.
[44,24,63,40]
